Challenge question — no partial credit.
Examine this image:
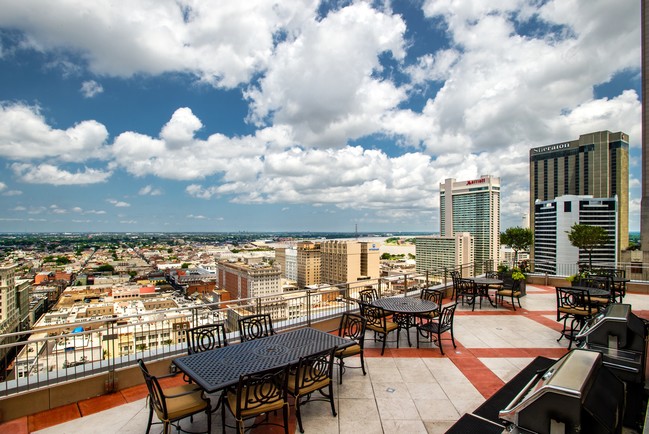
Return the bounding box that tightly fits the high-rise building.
[359,241,380,279]
[642,0,649,253]
[415,233,474,276]
[0,264,19,363]
[529,131,629,256]
[295,240,380,288]
[216,259,281,300]
[274,246,297,281]
[534,195,618,275]
[321,240,361,285]
[0,264,18,333]
[440,175,500,273]
[296,242,321,289]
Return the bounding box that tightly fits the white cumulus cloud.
[107,199,131,207]
[11,163,112,185]
[80,80,103,98]
[0,102,109,161]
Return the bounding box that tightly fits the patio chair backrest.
[456,278,474,296]
[186,323,228,354]
[556,287,593,313]
[359,302,387,330]
[438,303,457,333]
[358,288,378,303]
[238,314,275,342]
[138,359,168,419]
[420,288,443,313]
[291,347,336,393]
[234,365,288,418]
[338,312,366,345]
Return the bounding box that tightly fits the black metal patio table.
[465,277,502,309]
[568,285,610,299]
[371,297,439,347]
[173,327,354,393]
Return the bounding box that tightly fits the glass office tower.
[440,176,500,274]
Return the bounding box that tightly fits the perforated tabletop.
[173,327,353,393]
[564,285,610,298]
[371,297,438,314]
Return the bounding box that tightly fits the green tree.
[566,224,609,270]
[380,253,391,260]
[96,264,115,273]
[500,227,533,265]
[181,263,190,269]
[55,256,71,265]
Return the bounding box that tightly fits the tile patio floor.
[4,284,649,434]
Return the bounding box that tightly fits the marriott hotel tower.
[440,175,500,274]
[529,130,629,254]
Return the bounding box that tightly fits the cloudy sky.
[0,0,641,233]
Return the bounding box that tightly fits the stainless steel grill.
[498,349,625,434]
[576,303,648,384]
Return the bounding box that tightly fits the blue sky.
[0,0,642,233]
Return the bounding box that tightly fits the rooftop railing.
[0,270,451,399]
[0,259,646,402]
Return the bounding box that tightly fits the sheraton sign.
[533,143,570,153]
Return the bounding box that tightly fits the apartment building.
[0,264,20,365]
[216,259,281,300]
[415,233,474,277]
[275,246,298,281]
[321,240,362,285]
[297,242,321,289]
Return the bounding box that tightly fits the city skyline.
[0,1,642,234]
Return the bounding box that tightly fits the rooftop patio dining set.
[136,271,539,434]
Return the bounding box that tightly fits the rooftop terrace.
[3,283,649,434]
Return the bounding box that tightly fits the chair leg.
[438,330,444,355]
[328,382,337,417]
[283,403,289,434]
[206,404,211,434]
[338,358,345,384]
[221,395,227,434]
[295,396,304,433]
[360,352,366,376]
[450,328,457,349]
[145,402,154,434]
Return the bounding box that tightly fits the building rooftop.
[4,283,649,434]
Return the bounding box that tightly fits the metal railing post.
[306,289,311,327]
[403,274,408,297]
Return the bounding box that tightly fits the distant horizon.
[0,230,641,236]
[0,231,437,236]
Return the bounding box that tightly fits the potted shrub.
[510,266,526,296]
[566,269,590,286]
[497,264,526,296]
